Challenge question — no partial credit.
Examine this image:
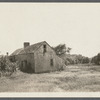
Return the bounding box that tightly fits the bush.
[60,54,90,65]
[91,53,100,65]
[0,56,18,77]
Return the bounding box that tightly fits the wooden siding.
[34,42,64,73]
[10,41,64,73]
[17,53,35,72]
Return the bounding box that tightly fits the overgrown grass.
[0,64,100,92]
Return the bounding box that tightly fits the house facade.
[10,41,64,73]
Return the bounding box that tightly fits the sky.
[0,3,100,58]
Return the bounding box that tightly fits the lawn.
[0,65,100,92]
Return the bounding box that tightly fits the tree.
[53,44,71,56]
[0,56,6,71]
[0,56,17,77]
[97,53,100,65]
[82,57,90,64]
[91,53,100,65]
[66,47,72,54]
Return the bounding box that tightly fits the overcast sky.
[0,3,100,57]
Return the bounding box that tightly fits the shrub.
[0,56,18,77]
[91,53,100,65]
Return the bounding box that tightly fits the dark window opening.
[50,59,53,66]
[43,45,47,53]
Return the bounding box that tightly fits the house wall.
[16,53,35,72]
[55,55,64,70]
[34,42,64,73]
[9,42,64,73]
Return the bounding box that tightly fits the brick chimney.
[24,42,30,48]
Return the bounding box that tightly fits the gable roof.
[10,41,48,56]
[19,41,46,54]
[10,48,23,56]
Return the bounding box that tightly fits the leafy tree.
[0,56,17,77]
[53,44,71,56]
[66,47,72,54]
[82,57,90,64]
[0,56,6,71]
[97,53,100,65]
[53,43,90,65]
[91,53,100,65]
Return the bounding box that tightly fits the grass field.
[0,65,100,92]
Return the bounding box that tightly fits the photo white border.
[0,3,100,98]
[0,92,100,97]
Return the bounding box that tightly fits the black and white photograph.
[0,3,100,97]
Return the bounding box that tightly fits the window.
[43,45,47,53]
[50,59,53,66]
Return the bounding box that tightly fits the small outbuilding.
[10,41,64,73]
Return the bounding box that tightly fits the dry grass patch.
[0,65,100,92]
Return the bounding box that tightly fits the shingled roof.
[10,41,46,56]
[10,48,23,56]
